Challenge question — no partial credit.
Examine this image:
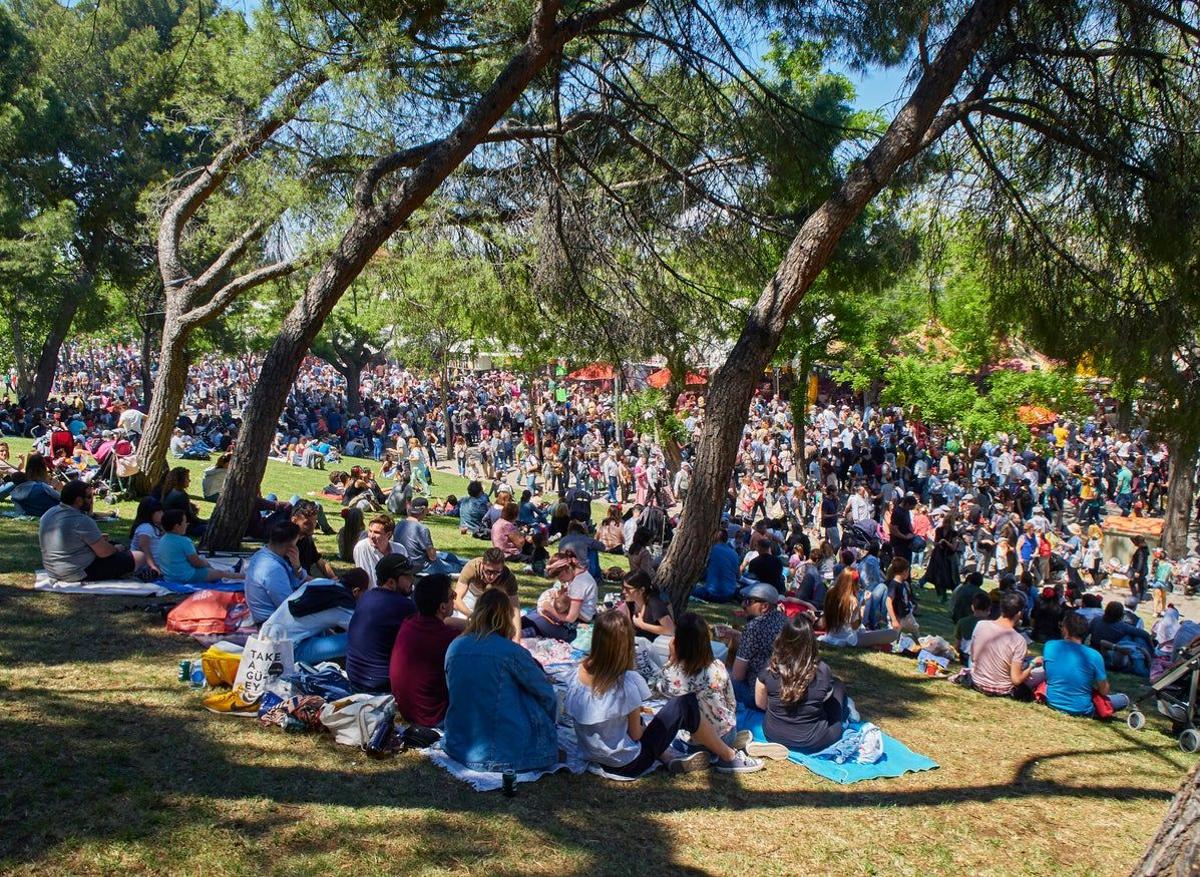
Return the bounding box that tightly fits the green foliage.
[620,388,688,446]
[879,355,1088,442]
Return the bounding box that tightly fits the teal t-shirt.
[1116,467,1133,495]
[157,532,204,583]
[1044,639,1106,716]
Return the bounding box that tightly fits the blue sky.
[844,64,909,115]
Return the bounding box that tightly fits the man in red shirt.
[390,574,460,736]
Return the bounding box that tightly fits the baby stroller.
[1125,636,1200,753]
[842,521,881,554]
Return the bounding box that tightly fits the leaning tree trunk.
[1131,763,1200,877]
[1162,433,1199,559]
[659,332,775,616]
[28,294,85,411]
[205,0,609,550]
[131,323,190,495]
[652,0,1016,613]
[204,222,393,549]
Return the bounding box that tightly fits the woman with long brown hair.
[565,611,764,780]
[754,615,852,753]
[820,569,900,648]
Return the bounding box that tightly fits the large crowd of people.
[9,340,1200,775]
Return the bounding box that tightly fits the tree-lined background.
[0,0,1197,570]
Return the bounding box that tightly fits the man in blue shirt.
[1043,611,1131,716]
[457,481,490,535]
[244,521,309,624]
[692,530,740,602]
[346,555,419,692]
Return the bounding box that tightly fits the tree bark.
[203,0,641,549]
[1162,433,1199,559]
[139,322,157,410]
[28,291,86,410]
[335,359,364,416]
[131,322,190,494]
[1131,763,1200,877]
[654,0,1016,611]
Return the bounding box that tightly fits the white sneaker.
[744,741,790,761]
[715,752,764,774]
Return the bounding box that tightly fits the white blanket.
[33,557,240,597]
[34,571,169,597]
[418,727,589,792]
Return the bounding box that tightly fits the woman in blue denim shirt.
[444,589,559,772]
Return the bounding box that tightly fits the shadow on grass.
[0,561,1186,875]
[0,584,184,668]
[0,673,1182,876]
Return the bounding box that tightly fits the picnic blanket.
[417,726,589,792]
[35,558,244,597]
[736,706,938,784]
[34,571,169,596]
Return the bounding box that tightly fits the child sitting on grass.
[156,509,244,584]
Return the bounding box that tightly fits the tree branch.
[181,257,303,328]
[157,60,348,286]
[352,111,608,210]
[185,220,268,306]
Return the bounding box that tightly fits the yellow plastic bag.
[201,645,243,688]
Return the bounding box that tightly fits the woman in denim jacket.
[444,589,559,771]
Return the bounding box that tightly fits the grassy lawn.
[0,437,1192,876]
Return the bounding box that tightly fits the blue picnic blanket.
[158,579,245,595]
[736,706,938,784]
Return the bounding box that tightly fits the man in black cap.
[346,553,418,693]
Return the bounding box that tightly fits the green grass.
[0,436,1193,876]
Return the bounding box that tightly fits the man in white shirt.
[117,406,147,434]
[847,485,875,526]
[353,514,402,587]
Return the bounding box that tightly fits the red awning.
[567,362,616,381]
[646,367,707,389]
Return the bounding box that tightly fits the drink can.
[502,769,516,797]
[178,659,191,683]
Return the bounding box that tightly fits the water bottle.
[190,663,206,688]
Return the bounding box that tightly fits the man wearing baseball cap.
[730,583,787,706]
[346,554,417,693]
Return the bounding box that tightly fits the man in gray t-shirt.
[39,481,140,581]
[393,498,436,572]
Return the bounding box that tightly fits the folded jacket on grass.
[736,706,938,784]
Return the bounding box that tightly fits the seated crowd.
[28,426,1163,782]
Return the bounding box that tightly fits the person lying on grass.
[155,508,245,584]
[565,610,764,780]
